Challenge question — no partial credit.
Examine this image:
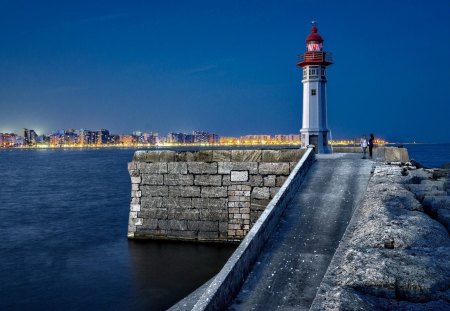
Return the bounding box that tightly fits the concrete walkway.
[228,153,373,311]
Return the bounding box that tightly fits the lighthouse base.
[300,129,332,154]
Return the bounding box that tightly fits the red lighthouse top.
[306,23,323,43]
[297,21,333,67]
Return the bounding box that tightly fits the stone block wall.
[127,149,305,242]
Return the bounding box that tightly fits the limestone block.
[141,219,158,230]
[140,197,163,209]
[128,162,137,170]
[218,162,258,174]
[258,162,290,175]
[136,162,168,174]
[251,187,270,200]
[134,229,168,237]
[262,150,281,162]
[270,187,281,198]
[199,221,219,231]
[228,207,240,213]
[168,209,199,220]
[132,151,147,162]
[138,208,168,219]
[168,230,198,239]
[212,150,231,162]
[192,198,227,210]
[241,214,250,220]
[164,174,194,186]
[279,149,304,162]
[228,196,250,202]
[228,201,250,208]
[158,151,176,162]
[219,221,228,233]
[187,220,201,230]
[131,190,142,198]
[385,147,410,163]
[228,190,251,197]
[198,231,219,240]
[168,162,188,174]
[240,207,250,214]
[129,211,137,219]
[164,220,188,230]
[231,171,249,182]
[131,183,140,191]
[194,175,222,186]
[129,169,140,177]
[175,151,188,162]
[141,185,169,197]
[162,197,192,209]
[197,150,213,162]
[131,176,141,184]
[133,150,176,162]
[169,186,201,197]
[231,150,262,162]
[263,175,276,186]
[222,174,263,186]
[201,186,228,198]
[200,209,228,222]
[276,175,288,187]
[131,197,140,204]
[141,174,164,185]
[130,204,141,212]
[188,162,218,174]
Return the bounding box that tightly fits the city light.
[0,128,389,149]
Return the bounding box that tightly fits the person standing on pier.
[368,133,375,159]
[360,135,368,159]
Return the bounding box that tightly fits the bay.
[0,149,235,311]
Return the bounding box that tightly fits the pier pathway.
[228,153,373,310]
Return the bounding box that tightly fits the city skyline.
[1,1,449,142]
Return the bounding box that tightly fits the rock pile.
[311,163,450,310]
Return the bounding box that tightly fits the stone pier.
[127,149,305,242]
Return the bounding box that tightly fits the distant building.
[108,134,120,144]
[167,132,185,144]
[0,133,17,147]
[97,129,110,145]
[22,128,38,145]
[120,135,134,145]
[274,134,301,142]
[80,130,96,145]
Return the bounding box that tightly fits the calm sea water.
[0,149,236,311]
[402,143,450,168]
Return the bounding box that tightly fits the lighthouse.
[297,22,333,153]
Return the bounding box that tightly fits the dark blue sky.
[1,0,449,142]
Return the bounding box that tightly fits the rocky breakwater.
[311,162,450,310]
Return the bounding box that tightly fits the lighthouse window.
[311,89,317,96]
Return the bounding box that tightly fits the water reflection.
[128,240,236,311]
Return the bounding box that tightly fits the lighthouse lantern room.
[297,21,333,153]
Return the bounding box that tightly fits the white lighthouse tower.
[298,22,333,153]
